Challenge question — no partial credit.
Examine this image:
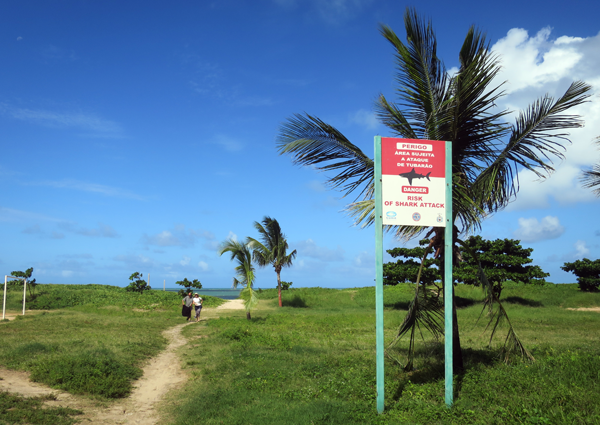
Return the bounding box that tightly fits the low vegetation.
[2,283,599,424]
[0,284,224,400]
[171,284,600,425]
[0,391,82,424]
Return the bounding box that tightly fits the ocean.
[162,288,241,300]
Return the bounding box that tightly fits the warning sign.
[381,138,447,227]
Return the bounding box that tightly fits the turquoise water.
[161,288,241,300]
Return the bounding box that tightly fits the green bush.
[30,349,142,398]
[0,391,82,424]
[562,258,600,291]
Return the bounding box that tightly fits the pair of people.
[182,291,203,322]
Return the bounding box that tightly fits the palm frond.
[473,81,592,213]
[240,286,259,312]
[379,9,448,140]
[580,137,600,197]
[277,113,374,200]
[387,243,443,370]
[457,238,534,362]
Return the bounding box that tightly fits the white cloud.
[22,224,42,234]
[574,240,590,258]
[307,180,327,192]
[211,134,244,152]
[180,256,191,266]
[226,231,238,243]
[314,0,373,24]
[489,27,600,210]
[294,238,344,261]
[32,179,145,201]
[0,103,121,135]
[492,27,583,92]
[198,261,209,271]
[113,254,155,270]
[58,222,119,238]
[142,225,214,248]
[513,216,565,242]
[349,109,379,130]
[353,251,373,268]
[0,206,62,223]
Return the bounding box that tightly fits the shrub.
[561,258,600,291]
[125,272,151,293]
[31,349,142,398]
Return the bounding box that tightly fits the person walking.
[193,293,203,322]
[182,291,194,322]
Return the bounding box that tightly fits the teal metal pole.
[374,136,385,414]
[444,141,453,407]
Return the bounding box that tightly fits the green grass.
[2,283,225,311]
[169,284,600,425]
[0,308,174,398]
[2,283,600,424]
[0,391,82,425]
[0,284,224,401]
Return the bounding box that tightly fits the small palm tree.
[248,216,297,307]
[581,137,600,197]
[219,239,258,320]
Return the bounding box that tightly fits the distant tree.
[280,281,293,290]
[10,267,37,298]
[175,278,202,297]
[219,239,258,320]
[384,239,441,287]
[384,237,548,298]
[455,236,549,298]
[125,272,151,293]
[247,216,297,308]
[561,259,600,292]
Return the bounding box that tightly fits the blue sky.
[1,0,599,289]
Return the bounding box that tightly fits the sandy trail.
[0,299,244,424]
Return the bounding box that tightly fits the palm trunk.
[246,311,251,320]
[437,228,464,373]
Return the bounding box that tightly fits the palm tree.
[247,216,297,307]
[218,239,258,320]
[581,137,600,197]
[277,8,591,370]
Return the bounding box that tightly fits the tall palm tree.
[248,216,297,307]
[277,8,591,370]
[581,137,600,197]
[218,239,258,320]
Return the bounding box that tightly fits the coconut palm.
[218,239,258,320]
[247,216,297,307]
[581,137,600,197]
[277,8,591,370]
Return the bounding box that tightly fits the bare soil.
[0,299,244,424]
[566,307,600,312]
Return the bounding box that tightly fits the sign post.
[374,136,384,414]
[375,137,453,411]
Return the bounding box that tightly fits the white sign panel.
[381,138,447,227]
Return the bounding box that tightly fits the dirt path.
[0,299,244,424]
[567,307,600,312]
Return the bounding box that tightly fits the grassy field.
[1,283,600,424]
[169,284,600,425]
[0,284,224,424]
